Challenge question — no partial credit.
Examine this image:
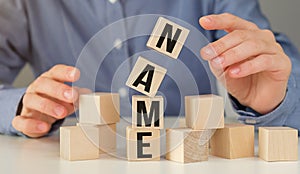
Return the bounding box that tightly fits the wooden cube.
[185,94,224,129]
[147,17,190,59]
[166,128,210,163]
[210,124,255,159]
[76,123,117,154]
[60,126,99,161]
[79,93,120,125]
[259,127,298,161]
[126,126,160,161]
[132,95,164,129]
[126,56,167,97]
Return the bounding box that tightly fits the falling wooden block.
[126,126,160,161]
[60,126,99,161]
[166,128,211,163]
[76,123,117,154]
[132,95,164,129]
[185,94,224,129]
[126,57,167,97]
[210,124,255,159]
[79,93,120,125]
[259,127,298,162]
[147,17,190,59]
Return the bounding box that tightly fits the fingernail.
[69,69,76,79]
[230,68,241,74]
[201,16,212,23]
[54,106,65,117]
[64,90,73,100]
[37,123,47,132]
[202,46,215,57]
[212,57,224,64]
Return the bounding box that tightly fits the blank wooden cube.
[166,128,210,163]
[210,124,254,159]
[132,95,164,129]
[147,17,190,59]
[79,93,120,125]
[259,127,298,162]
[126,126,160,161]
[60,126,99,161]
[185,94,224,129]
[126,56,167,97]
[77,123,117,154]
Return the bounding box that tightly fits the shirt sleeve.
[213,0,300,132]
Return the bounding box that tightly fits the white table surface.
[0,117,299,174]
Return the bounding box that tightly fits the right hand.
[12,65,83,138]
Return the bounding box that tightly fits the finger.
[23,93,68,119]
[42,64,80,82]
[228,55,278,78]
[199,13,258,33]
[27,76,79,103]
[12,116,51,137]
[211,39,277,69]
[21,109,57,125]
[49,95,76,116]
[201,30,260,60]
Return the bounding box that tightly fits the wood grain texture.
[79,93,120,125]
[147,17,189,59]
[210,124,255,159]
[126,126,160,161]
[185,95,224,130]
[166,128,211,163]
[60,126,99,161]
[259,127,298,161]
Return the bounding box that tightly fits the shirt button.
[245,119,257,124]
[108,0,117,4]
[113,39,122,50]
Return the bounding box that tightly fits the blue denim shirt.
[0,0,299,136]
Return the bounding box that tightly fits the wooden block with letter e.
[126,126,160,161]
[76,123,117,154]
[166,128,211,163]
[60,126,99,161]
[210,124,255,159]
[126,57,167,97]
[185,94,224,129]
[79,93,120,125]
[147,17,190,59]
[259,127,298,162]
[132,95,164,129]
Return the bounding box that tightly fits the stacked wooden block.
[60,93,120,161]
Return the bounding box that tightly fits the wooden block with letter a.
[259,127,298,161]
[210,124,255,159]
[185,94,224,129]
[126,57,167,97]
[60,126,99,161]
[126,126,160,161]
[132,95,164,129]
[76,123,117,154]
[166,128,211,163]
[147,17,190,59]
[79,93,120,125]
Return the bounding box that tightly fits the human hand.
[200,13,291,114]
[12,65,87,138]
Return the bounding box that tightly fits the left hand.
[199,13,292,114]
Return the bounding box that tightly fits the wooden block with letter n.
[210,124,255,159]
[259,127,298,162]
[126,126,160,161]
[126,57,167,97]
[147,17,190,59]
[60,126,99,161]
[76,123,117,154]
[185,94,224,129]
[132,95,164,129]
[166,128,211,163]
[79,93,120,125]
